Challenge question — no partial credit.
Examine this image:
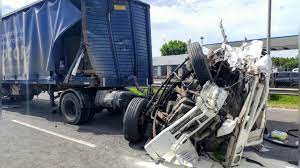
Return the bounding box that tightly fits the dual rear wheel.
[60,91,148,143]
[60,92,95,125]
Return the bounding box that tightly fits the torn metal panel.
[145,82,228,167]
[198,81,228,111]
[217,118,238,137]
[222,40,272,75]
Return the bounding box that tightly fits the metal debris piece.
[145,82,227,167]
[217,118,238,137]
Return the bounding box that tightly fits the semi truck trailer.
[1,0,152,124]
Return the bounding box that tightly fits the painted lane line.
[11,120,96,148]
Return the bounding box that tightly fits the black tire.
[123,97,148,143]
[81,93,96,123]
[60,92,87,125]
[291,84,298,88]
[86,108,96,122]
[187,42,212,85]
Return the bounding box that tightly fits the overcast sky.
[2,0,299,57]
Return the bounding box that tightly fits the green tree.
[271,57,298,69]
[160,40,187,56]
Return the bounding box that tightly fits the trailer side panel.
[1,0,81,83]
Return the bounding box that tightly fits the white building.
[152,35,298,81]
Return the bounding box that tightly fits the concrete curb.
[268,108,298,112]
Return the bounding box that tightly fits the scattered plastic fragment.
[271,130,288,141]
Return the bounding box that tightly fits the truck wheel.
[61,92,86,125]
[291,84,298,88]
[86,108,96,122]
[123,97,148,143]
[187,42,212,85]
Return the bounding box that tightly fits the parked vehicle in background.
[292,68,298,72]
[273,72,298,88]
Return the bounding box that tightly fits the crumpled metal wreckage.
[123,39,272,167]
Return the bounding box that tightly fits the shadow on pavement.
[2,98,124,136]
[3,97,148,150]
[5,97,297,164]
[2,98,63,123]
[76,111,124,135]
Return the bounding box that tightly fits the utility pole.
[267,0,272,56]
[200,36,204,45]
[0,0,2,119]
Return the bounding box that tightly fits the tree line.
[271,57,298,69]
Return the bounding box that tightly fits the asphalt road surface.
[0,94,298,168]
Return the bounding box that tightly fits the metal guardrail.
[269,88,299,96]
[153,83,299,96]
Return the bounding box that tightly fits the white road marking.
[11,120,96,148]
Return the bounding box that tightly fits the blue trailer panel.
[1,0,81,83]
[82,0,152,87]
[0,0,153,124]
[1,0,152,88]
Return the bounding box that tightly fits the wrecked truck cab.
[123,40,272,167]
